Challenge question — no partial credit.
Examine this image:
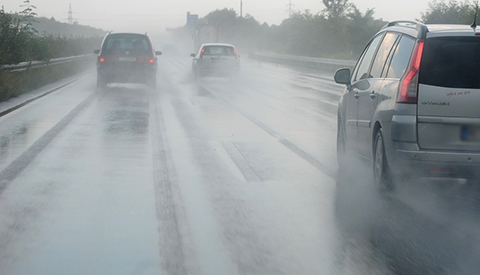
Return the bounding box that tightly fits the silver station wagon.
[335,21,480,189]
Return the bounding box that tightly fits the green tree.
[421,0,476,24]
[322,0,352,21]
[346,7,385,57]
[203,8,237,42]
[0,7,29,65]
[19,0,38,34]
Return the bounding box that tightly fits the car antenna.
[471,1,479,30]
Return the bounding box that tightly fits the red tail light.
[100,55,116,62]
[397,40,424,104]
[137,56,155,63]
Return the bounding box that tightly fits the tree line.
[1,1,104,66]
[2,0,478,66]
[175,0,480,59]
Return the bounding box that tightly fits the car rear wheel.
[148,76,156,90]
[97,76,107,89]
[373,129,394,192]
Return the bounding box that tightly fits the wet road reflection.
[0,57,479,274]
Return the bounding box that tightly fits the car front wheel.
[337,113,347,170]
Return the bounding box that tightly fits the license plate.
[118,57,136,62]
[211,58,227,64]
[461,126,480,142]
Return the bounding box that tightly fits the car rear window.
[419,37,480,89]
[102,34,152,55]
[203,46,235,56]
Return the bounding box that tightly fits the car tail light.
[200,47,205,59]
[137,56,155,63]
[397,40,425,104]
[100,55,116,62]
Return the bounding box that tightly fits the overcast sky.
[2,0,431,34]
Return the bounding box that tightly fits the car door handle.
[370,91,376,99]
[353,91,360,99]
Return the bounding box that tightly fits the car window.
[352,34,384,83]
[369,33,399,79]
[203,46,235,56]
[419,37,480,89]
[102,34,152,55]
[385,36,415,79]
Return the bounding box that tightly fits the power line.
[286,0,295,17]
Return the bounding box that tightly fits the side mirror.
[334,68,351,85]
[190,53,196,58]
[93,50,100,55]
[155,51,162,56]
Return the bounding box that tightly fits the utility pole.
[286,0,294,17]
[240,0,243,17]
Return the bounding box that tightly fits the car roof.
[106,32,150,38]
[381,21,480,39]
[201,43,235,47]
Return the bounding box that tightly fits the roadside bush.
[0,57,95,102]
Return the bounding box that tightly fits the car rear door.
[417,35,480,152]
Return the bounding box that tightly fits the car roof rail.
[383,20,429,38]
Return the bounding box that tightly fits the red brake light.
[136,56,155,63]
[397,40,425,104]
[100,58,105,62]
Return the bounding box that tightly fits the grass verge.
[0,57,96,102]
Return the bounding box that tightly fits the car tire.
[337,112,347,170]
[148,76,157,90]
[194,69,202,80]
[373,129,394,192]
[97,76,107,89]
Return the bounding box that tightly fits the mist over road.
[0,55,478,274]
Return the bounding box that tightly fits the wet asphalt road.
[0,55,479,274]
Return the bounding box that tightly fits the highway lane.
[0,55,393,274]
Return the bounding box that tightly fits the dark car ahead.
[94,32,162,89]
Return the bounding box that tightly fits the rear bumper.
[97,63,156,82]
[392,149,480,178]
[194,60,239,75]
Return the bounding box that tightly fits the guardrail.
[1,54,94,72]
[249,52,356,69]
